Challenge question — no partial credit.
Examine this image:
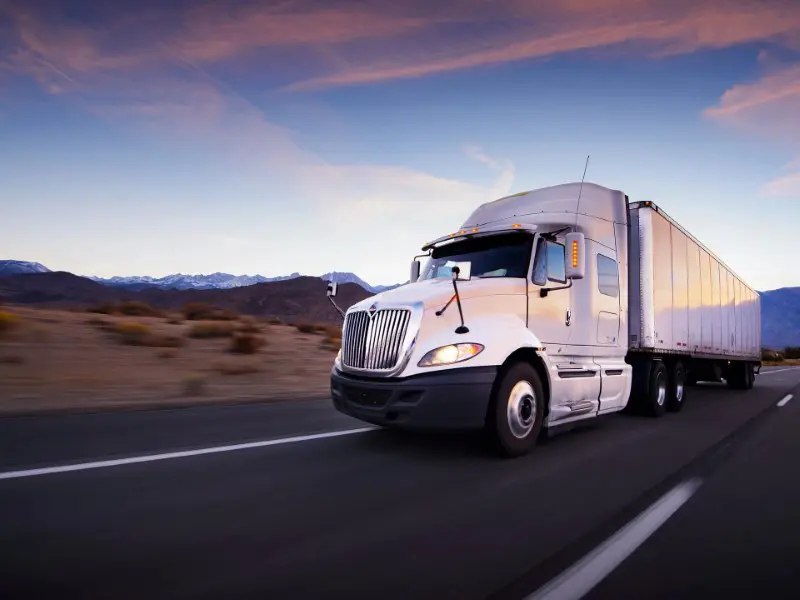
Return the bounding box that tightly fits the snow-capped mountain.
[87,272,299,291]
[87,271,400,293]
[1,259,401,293]
[0,260,51,276]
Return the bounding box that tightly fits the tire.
[744,363,755,390]
[666,361,687,413]
[486,362,545,458]
[643,361,668,417]
[726,362,746,390]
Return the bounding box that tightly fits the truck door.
[593,249,630,413]
[528,236,572,352]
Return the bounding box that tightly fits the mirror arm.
[327,295,346,319]
[540,279,573,298]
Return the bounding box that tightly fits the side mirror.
[565,232,586,280]
[326,282,338,297]
[410,260,421,283]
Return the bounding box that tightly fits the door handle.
[566,309,572,326]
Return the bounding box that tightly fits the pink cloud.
[704,61,800,198]
[283,0,800,91]
[5,0,800,95]
[704,63,800,140]
[762,171,800,197]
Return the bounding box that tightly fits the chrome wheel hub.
[507,380,536,439]
[656,373,667,406]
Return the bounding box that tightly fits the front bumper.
[330,366,498,431]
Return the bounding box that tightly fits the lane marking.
[777,394,793,408]
[760,368,800,376]
[525,479,703,600]
[0,427,375,481]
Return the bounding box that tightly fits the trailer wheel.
[666,361,687,413]
[487,362,545,458]
[643,361,668,418]
[744,363,755,390]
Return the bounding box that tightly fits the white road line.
[526,479,703,600]
[760,368,800,376]
[777,394,793,408]
[0,427,375,481]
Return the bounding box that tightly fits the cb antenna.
[574,154,590,228]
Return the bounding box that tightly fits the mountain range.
[1,260,798,349]
[0,261,401,294]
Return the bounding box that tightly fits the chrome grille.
[342,308,412,371]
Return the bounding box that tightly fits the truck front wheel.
[487,362,545,458]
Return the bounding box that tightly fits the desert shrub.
[188,322,235,338]
[114,322,152,345]
[113,322,183,347]
[166,317,184,325]
[0,310,21,335]
[785,347,800,360]
[181,302,237,321]
[117,300,164,317]
[229,333,266,354]
[265,316,284,325]
[0,354,24,365]
[88,302,118,315]
[762,348,784,362]
[322,324,341,338]
[182,375,207,396]
[158,349,178,359]
[214,361,261,375]
[320,335,342,351]
[237,317,263,334]
[295,321,324,334]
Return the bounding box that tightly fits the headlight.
[418,343,484,367]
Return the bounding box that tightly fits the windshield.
[421,232,533,280]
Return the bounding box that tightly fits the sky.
[0,0,798,290]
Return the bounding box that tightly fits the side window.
[531,239,566,285]
[597,254,619,297]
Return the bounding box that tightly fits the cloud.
[704,62,800,197]
[280,0,800,91]
[762,171,800,197]
[5,0,800,95]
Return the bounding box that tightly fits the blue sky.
[1,0,798,290]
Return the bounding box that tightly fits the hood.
[350,277,527,311]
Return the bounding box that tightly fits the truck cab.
[329,182,632,457]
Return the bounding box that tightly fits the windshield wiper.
[435,266,469,334]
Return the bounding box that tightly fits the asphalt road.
[1,366,799,600]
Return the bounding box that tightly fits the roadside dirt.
[0,306,341,416]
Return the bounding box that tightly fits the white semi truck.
[327,182,762,457]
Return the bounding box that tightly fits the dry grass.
[0,355,24,365]
[294,322,340,337]
[763,359,800,367]
[0,310,22,335]
[214,361,262,375]
[229,333,266,354]
[118,301,164,317]
[320,335,342,352]
[188,322,235,339]
[237,317,263,334]
[0,306,342,414]
[181,302,238,321]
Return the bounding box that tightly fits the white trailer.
[327,182,761,457]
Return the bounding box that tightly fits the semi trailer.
[327,182,762,457]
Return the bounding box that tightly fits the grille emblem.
[368,303,378,318]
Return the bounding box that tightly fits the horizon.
[2,0,799,290]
